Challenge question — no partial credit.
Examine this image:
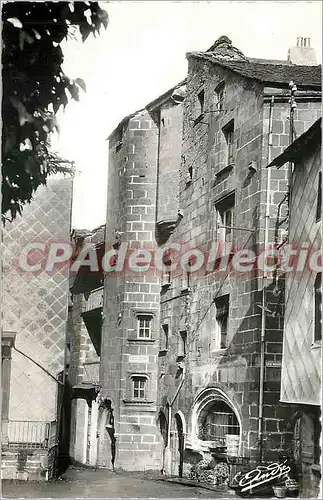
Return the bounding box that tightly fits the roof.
[268,118,321,168]
[107,79,187,141]
[187,51,322,88]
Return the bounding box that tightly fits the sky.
[51,0,322,230]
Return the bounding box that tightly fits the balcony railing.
[83,286,104,313]
[2,420,56,449]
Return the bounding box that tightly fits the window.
[137,315,152,339]
[314,273,322,342]
[215,193,235,242]
[212,295,229,350]
[161,324,169,351]
[198,400,239,446]
[316,172,322,222]
[197,89,205,116]
[222,120,234,165]
[215,82,225,112]
[132,376,147,399]
[186,166,193,185]
[178,330,187,358]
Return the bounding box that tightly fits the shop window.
[212,295,229,350]
[222,120,235,165]
[132,376,147,400]
[198,400,240,446]
[215,82,225,112]
[215,193,235,242]
[314,273,322,342]
[137,314,152,339]
[316,172,322,222]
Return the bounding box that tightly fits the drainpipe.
[258,95,274,463]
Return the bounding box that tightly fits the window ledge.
[215,164,235,177]
[123,399,154,405]
[127,338,156,343]
[158,349,168,356]
[310,464,321,474]
[311,341,321,350]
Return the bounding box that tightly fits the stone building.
[65,225,104,468]
[268,118,322,497]
[102,81,186,471]
[1,176,73,480]
[156,35,321,480]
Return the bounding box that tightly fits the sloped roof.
[268,118,321,168]
[187,51,322,88]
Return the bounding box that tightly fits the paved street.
[2,467,235,498]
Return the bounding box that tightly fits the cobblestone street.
[2,467,236,498]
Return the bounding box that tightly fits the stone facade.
[1,176,73,480]
[268,118,322,497]
[101,36,321,481]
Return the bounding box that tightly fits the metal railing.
[2,420,55,449]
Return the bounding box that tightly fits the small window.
[212,295,229,350]
[137,315,152,339]
[314,273,322,343]
[161,324,169,350]
[222,120,234,165]
[215,82,225,112]
[197,89,205,116]
[215,193,235,242]
[186,166,193,185]
[132,376,147,399]
[178,330,187,357]
[316,172,322,222]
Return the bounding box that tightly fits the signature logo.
[234,461,291,493]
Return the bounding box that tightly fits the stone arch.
[190,387,242,453]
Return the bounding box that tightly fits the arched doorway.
[175,413,185,477]
[191,388,242,454]
[158,412,168,473]
[170,412,186,477]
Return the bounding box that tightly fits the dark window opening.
[179,330,187,357]
[316,172,322,222]
[314,272,322,342]
[198,90,204,113]
[162,324,169,350]
[222,120,234,165]
[215,295,229,349]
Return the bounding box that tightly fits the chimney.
[288,37,317,66]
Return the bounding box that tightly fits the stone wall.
[2,176,72,422]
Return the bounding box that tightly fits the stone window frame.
[128,309,157,343]
[124,371,154,404]
[215,81,225,112]
[211,295,230,352]
[214,191,236,243]
[159,318,171,353]
[222,119,235,167]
